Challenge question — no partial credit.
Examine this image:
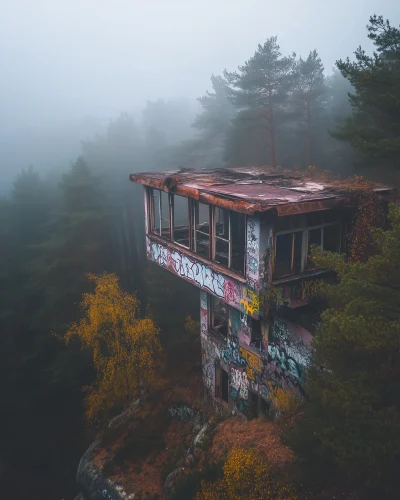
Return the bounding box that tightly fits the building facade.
[130,167,393,417]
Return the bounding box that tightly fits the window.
[306,223,341,269]
[210,297,229,338]
[192,201,211,258]
[147,188,246,275]
[250,318,262,350]
[273,231,303,279]
[172,194,191,248]
[221,368,229,403]
[149,189,170,238]
[249,391,259,418]
[273,210,342,279]
[212,207,245,274]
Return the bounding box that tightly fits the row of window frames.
[273,222,342,279]
[147,188,246,274]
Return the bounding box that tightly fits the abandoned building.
[129,167,395,417]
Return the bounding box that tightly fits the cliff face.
[76,440,134,500]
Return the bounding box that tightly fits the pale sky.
[0,0,399,181]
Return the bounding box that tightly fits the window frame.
[273,219,342,279]
[191,200,212,259]
[209,295,230,339]
[147,188,246,275]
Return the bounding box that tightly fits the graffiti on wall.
[200,290,208,338]
[149,238,261,318]
[202,314,312,414]
[267,317,312,393]
[239,347,263,381]
[246,217,260,291]
[231,367,248,399]
[240,289,260,316]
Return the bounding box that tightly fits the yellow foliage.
[196,448,298,500]
[64,273,163,423]
[267,383,301,416]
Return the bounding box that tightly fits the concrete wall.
[200,290,312,416]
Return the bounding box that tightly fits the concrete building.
[130,167,394,417]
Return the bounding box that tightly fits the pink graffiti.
[224,280,236,303]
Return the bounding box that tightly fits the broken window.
[212,207,245,274]
[273,230,303,279]
[192,201,211,258]
[149,189,170,238]
[172,194,191,248]
[210,296,229,338]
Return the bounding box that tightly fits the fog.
[1,0,399,187]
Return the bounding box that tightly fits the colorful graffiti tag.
[201,315,312,414]
[149,238,261,318]
[246,217,260,292]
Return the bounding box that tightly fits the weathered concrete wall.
[200,294,312,416]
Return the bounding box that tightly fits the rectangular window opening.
[250,318,262,350]
[192,201,211,258]
[273,231,303,279]
[210,297,229,339]
[221,368,229,403]
[212,207,245,274]
[172,194,191,248]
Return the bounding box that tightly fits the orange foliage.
[64,273,163,423]
[196,447,298,500]
[346,177,384,262]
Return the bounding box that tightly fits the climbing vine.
[345,176,384,262]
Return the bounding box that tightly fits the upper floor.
[130,167,395,317]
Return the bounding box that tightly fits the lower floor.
[199,290,313,417]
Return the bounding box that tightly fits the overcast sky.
[0,0,399,182]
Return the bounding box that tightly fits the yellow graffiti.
[240,289,260,316]
[239,347,263,381]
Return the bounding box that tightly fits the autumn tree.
[333,15,400,174]
[224,37,296,167]
[64,272,163,423]
[289,203,400,498]
[195,448,297,500]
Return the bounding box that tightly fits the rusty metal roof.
[129,167,395,216]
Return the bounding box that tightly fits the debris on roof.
[129,167,396,216]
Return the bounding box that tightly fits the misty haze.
[1,1,399,499]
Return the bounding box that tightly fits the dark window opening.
[172,194,191,248]
[192,201,211,258]
[249,391,259,418]
[307,224,341,269]
[273,231,303,279]
[260,397,270,417]
[221,368,229,403]
[250,318,262,350]
[210,297,229,338]
[231,211,246,274]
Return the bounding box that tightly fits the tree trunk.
[306,100,311,166]
[268,99,276,168]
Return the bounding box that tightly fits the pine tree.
[290,203,400,498]
[224,37,296,167]
[333,15,400,173]
[29,157,107,330]
[292,50,326,166]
